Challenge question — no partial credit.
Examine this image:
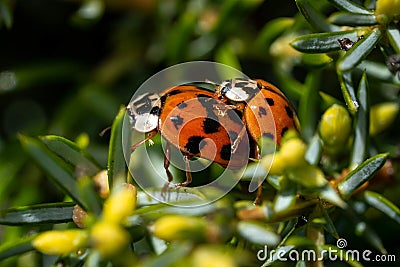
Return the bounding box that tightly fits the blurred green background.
[1,0,400,266]
[0,0,301,205]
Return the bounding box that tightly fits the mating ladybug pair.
[127,78,299,190]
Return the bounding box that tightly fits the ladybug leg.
[174,154,193,188]
[254,183,263,205]
[163,142,174,183]
[131,130,157,152]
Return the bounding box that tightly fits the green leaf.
[337,27,382,72]
[142,242,192,267]
[327,0,373,15]
[237,221,281,246]
[355,220,386,254]
[337,70,359,114]
[0,202,74,225]
[274,179,296,213]
[0,0,13,29]
[255,18,294,50]
[363,190,400,224]
[291,30,359,53]
[41,135,101,176]
[19,135,87,209]
[387,25,400,55]
[305,134,322,165]
[108,106,128,188]
[295,0,340,32]
[357,60,400,84]
[301,53,333,67]
[319,92,343,110]
[78,176,103,215]
[338,154,388,199]
[350,72,369,167]
[166,12,197,63]
[215,42,241,71]
[0,237,35,261]
[329,12,377,26]
[298,70,320,141]
[320,206,339,239]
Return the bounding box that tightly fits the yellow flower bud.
[319,104,352,148]
[103,184,137,223]
[33,230,88,255]
[279,138,307,167]
[263,154,284,175]
[370,102,399,136]
[91,220,130,257]
[191,246,235,267]
[152,215,206,242]
[376,0,400,23]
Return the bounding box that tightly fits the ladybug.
[216,78,299,158]
[127,85,249,187]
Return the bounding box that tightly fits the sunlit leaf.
[19,135,87,208]
[295,0,340,32]
[387,25,400,54]
[363,191,400,224]
[329,12,377,26]
[337,70,359,114]
[0,203,74,225]
[0,237,35,261]
[305,134,322,165]
[337,27,382,72]
[108,106,127,188]
[327,0,374,15]
[291,29,359,53]
[41,135,101,176]
[274,180,296,213]
[350,71,369,167]
[301,53,333,67]
[237,221,280,246]
[298,71,320,141]
[338,154,388,199]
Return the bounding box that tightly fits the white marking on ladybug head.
[127,93,160,133]
[218,78,258,102]
[132,113,159,133]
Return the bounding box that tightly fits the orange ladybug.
[127,85,249,187]
[216,78,299,158]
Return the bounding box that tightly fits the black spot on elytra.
[220,144,231,161]
[281,127,289,137]
[258,107,267,117]
[150,106,161,116]
[285,106,294,119]
[185,136,205,155]
[167,89,182,96]
[203,117,220,134]
[262,132,275,140]
[265,98,275,106]
[170,116,183,130]
[177,101,187,109]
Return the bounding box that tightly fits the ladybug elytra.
[128,78,299,192]
[127,85,249,187]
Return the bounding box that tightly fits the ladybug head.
[127,93,160,133]
[216,78,259,102]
